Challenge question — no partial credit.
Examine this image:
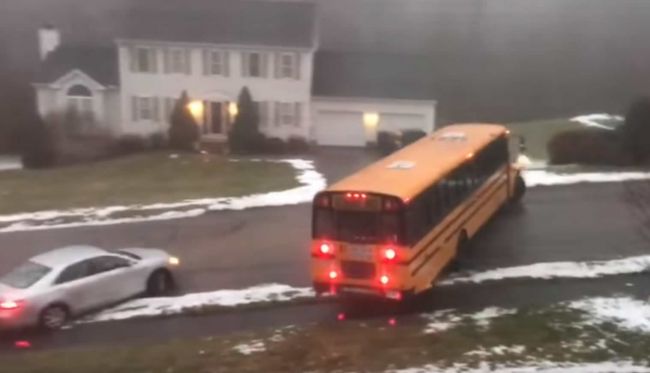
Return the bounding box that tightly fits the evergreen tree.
[229,86,260,153]
[168,91,199,151]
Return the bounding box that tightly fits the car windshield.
[0,261,52,289]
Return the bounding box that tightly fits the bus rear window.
[314,209,401,244]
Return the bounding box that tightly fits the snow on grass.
[423,307,516,334]
[523,169,650,187]
[80,284,315,323]
[570,297,650,333]
[232,340,266,355]
[570,113,623,131]
[440,255,650,286]
[390,361,650,373]
[0,158,326,233]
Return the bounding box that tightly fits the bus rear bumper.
[313,282,405,301]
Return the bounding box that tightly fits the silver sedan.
[0,245,180,330]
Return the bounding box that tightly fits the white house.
[33,1,436,148]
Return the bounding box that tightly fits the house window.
[132,96,160,122]
[203,50,228,76]
[66,85,93,120]
[255,101,270,127]
[243,52,266,78]
[133,47,157,73]
[275,102,301,127]
[277,53,299,79]
[165,48,190,74]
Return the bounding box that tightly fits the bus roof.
[327,124,509,202]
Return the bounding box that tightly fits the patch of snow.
[390,361,650,373]
[81,283,314,323]
[0,158,326,233]
[570,113,623,131]
[570,297,650,333]
[423,307,516,334]
[490,344,526,355]
[523,169,650,187]
[440,255,650,286]
[0,156,22,171]
[232,340,265,355]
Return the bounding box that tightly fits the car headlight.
[168,256,180,266]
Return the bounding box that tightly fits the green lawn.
[4,305,649,373]
[505,118,585,161]
[0,153,298,215]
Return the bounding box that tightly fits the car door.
[88,256,137,302]
[53,260,96,314]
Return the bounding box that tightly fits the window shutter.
[294,103,301,127]
[223,51,230,77]
[150,49,158,73]
[241,53,248,78]
[294,53,301,80]
[201,50,208,75]
[163,48,171,74]
[129,47,137,72]
[184,49,192,75]
[274,102,281,127]
[131,96,139,121]
[275,53,281,79]
[153,97,160,122]
[261,53,268,78]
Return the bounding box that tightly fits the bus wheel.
[511,174,526,203]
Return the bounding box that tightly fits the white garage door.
[379,113,428,133]
[315,110,366,147]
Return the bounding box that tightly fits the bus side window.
[314,208,335,238]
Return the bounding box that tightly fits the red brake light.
[384,248,397,261]
[315,194,330,208]
[319,243,333,256]
[0,300,21,310]
[329,270,338,280]
[380,275,390,285]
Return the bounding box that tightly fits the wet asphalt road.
[1,147,650,351]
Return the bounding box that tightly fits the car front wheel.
[146,269,174,296]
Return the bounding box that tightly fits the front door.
[209,102,223,135]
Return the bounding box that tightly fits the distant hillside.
[2,0,650,122]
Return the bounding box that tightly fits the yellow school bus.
[310,124,525,300]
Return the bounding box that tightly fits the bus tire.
[511,174,526,203]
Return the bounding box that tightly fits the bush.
[377,131,401,155]
[20,116,57,169]
[401,129,427,146]
[621,97,650,163]
[112,135,148,156]
[263,137,287,154]
[168,91,199,151]
[547,128,630,166]
[286,136,310,153]
[149,132,167,149]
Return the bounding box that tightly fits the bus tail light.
[329,270,338,280]
[379,275,390,286]
[317,242,335,258]
[383,248,397,262]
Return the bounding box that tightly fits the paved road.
[1,147,650,350]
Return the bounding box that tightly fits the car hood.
[119,248,170,261]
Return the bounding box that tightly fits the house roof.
[118,1,317,48]
[312,51,437,101]
[35,45,118,86]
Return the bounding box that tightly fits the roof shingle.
[35,45,118,86]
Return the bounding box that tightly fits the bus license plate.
[346,245,373,261]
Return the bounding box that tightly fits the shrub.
[149,132,168,149]
[112,135,148,156]
[263,137,287,154]
[286,136,310,153]
[621,97,650,163]
[401,129,427,146]
[20,115,57,169]
[377,131,401,155]
[547,128,630,166]
[168,91,199,151]
[229,87,261,154]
